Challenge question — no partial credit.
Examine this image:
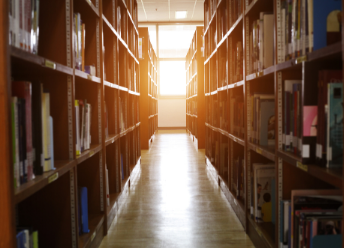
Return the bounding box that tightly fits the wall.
[158,98,186,127]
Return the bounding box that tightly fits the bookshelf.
[204,0,344,247]
[1,0,141,247]
[186,26,206,149]
[138,27,158,150]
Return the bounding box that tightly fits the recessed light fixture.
[175,11,187,19]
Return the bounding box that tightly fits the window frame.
[138,22,203,99]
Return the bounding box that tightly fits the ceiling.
[138,0,204,23]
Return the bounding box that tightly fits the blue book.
[79,187,90,234]
[16,230,28,248]
[327,83,343,168]
[313,0,342,51]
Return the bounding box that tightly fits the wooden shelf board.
[217,15,243,49]
[204,48,217,65]
[14,160,76,204]
[105,134,119,146]
[128,90,140,96]
[210,90,218,95]
[307,42,342,61]
[11,47,73,76]
[104,80,118,89]
[248,142,275,162]
[246,65,275,81]
[78,214,104,248]
[205,123,245,146]
[75,69,101,84]
[127,9,138,35]
[247,214,275,248]
[106,192,120,216]
[277,150,342,188]
[76,144,102,165]
[118,85,129,92]
[228,80,245,89]
[204,11,216,35]
[83,0,99,17]
[128,48,139,64]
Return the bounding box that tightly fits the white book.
[80,102,85,152]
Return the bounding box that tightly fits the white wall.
[158,99,186,127]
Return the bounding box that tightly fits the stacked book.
[9,0,40,54]
[11,81,55,188]
[75,100,92,156]
[279,190,342,248]
[16,228,39,248]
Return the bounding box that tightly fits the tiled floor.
[99,130,255,247]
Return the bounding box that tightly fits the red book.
[12,81,33,181]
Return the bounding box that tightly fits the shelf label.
[297,162,308,172]
[257,71,263,77]
[295,55,307,64]
[89,150,95,157]
[256,147,263,155]
[48,172,59,184]
[91,231,96,242]
[44,59,56,69]
[87,74,93,80]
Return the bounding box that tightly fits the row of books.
[231,96,245,139]
[74,13,85,72]
[11,82,55,188]
[9,0,39,54]
[219,97,228,131]
[128,65,137,92]
[187,101,197,116]
[217,0,242,41]
[277,0,342,63]
[249,94,275,146]
[282,71,343,168]
[75,100,92,156]
[279,190,342,248]
[204,0,217,28]
[250,163,276,223]
[247,13,274,74]
[187,77,198,97]
[16,228,38,248]
[117,5,127,42]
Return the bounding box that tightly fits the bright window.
[160,61,186,96]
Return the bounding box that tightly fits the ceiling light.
[175,11,187,19]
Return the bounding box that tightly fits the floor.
[99,130,255,247]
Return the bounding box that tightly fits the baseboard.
[158,127,186,130]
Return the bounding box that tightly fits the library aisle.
[99,130,255,247]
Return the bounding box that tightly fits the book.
[75,100,80,156]
[253,163,275,222]
[11,97,20,188]
[105,166,110,206]
[18,98,27,184]
[303,106,318,137]
[12,81,33,181]
[42,89,52,172]
[49,116,55,170]
[32,83,43,176]
[79,187,90,234]
[327,83,343,168]
[259,98,275,146]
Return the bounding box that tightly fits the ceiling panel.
[138,0,204,23]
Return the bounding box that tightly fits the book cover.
[75,100,80,156]
[12,81,33,181]
[312,0,342,51]
[303,106,317,136]
[18,98,27,184]
[11,97,20,188]
[49,116,55,170]
[42,90,51,172]
[32,83,43,176]
[259,99,275,146]
[79,187,90,234]
[327,83,343,168]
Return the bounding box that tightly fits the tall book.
[32,83,43,176]
[12,81,33,181]
[42,89,52,172]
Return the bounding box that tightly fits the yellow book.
[42,90,51,172]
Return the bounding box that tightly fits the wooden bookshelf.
[138,27,158,150]
[203,0,344,247]
[1,0,141,247]
[186,26,206,149]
